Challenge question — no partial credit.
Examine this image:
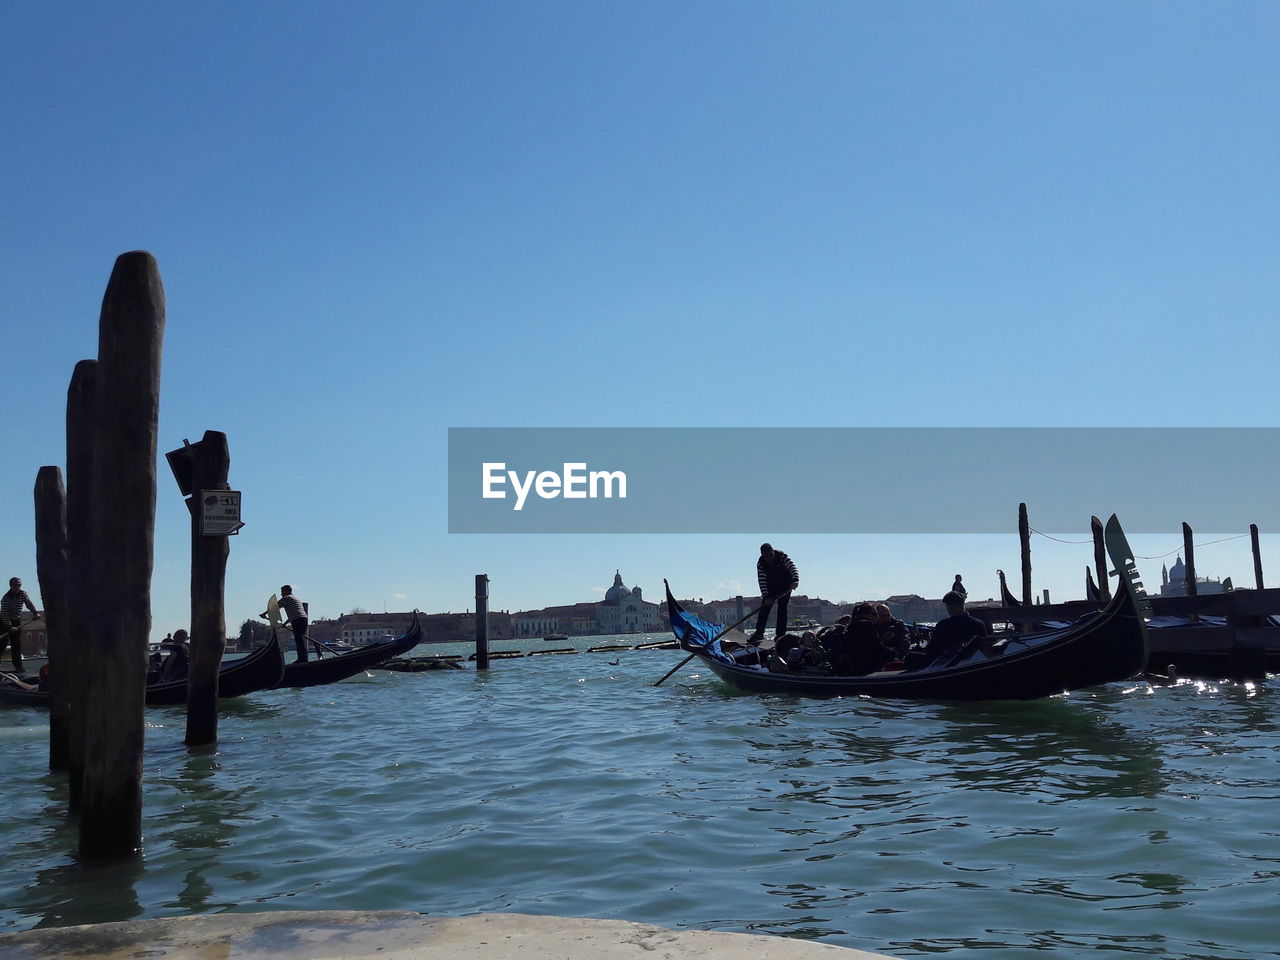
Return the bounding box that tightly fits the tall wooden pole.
[1251,523,1264,589]
[475,574,489,670]
[1018,503,1033,610]
[1182,522,1197,597]
[186,431,230,747]
[1090,515,1111,602]
[34,467,69,770]
[80,252,164,861]
[64,360,96,811]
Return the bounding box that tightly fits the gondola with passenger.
[1,632,285,708]
[275,611,423,688]
[664,515,1150,701]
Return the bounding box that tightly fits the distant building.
[596,571,662,634]
[1160,556,1226,598]
[309,610,514,645]
[882,594,948,624]
[513,570,663,637]
[18,613,45,657]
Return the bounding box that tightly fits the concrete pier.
[0,911,902,959]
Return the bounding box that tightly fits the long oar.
[653,597,782,688]
[277,621,345,658]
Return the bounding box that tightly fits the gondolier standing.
[277,585,310,663]
[749,544,799,643]
[2,577,39,672]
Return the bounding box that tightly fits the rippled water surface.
[3,637,1279,959]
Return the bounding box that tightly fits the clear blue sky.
[3,2,1277,637]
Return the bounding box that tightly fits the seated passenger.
[826,603,893,675]
[909,592,987,668]
[873,604,911,658]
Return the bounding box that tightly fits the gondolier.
[749,544,799,643]
[276,585,310,663]
[1,577,39,672]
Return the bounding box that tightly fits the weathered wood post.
[64,359,96,812]
[1251,523,1264,589]
[475,574,489,670]
[1091,515,1111,601]
[1182,522,1197,597]
[80,252,164,861]
[186,431,231,747]
[1018,503,1032,628]
[34,467,69,770]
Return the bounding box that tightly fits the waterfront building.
[1159,556,1226,597]
[308,610,514,644]
[512,571,663,637]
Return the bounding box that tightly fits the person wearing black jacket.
[749,543,799,643]
[913,591,987,667]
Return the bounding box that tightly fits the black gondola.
[276,612,423,688]
[664,515,1151,701]
[1,633,285,708]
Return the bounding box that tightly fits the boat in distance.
[0,633,286,708]
[277,612,423,688]
[664,515,1151,701]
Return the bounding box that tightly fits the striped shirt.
[1,589,34,622]
[279,594,307,622]
[757,551,799,597]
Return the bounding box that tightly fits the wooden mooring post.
[1182,523,1197,597]
[33,467,69,770]
[80,251,164,861]
[1018,503,1032,627]
[1251,523,1264,589]
[475,574,490,670]
[64,359,96,812]
[1091,515,1111,602]
[186,431,231,747]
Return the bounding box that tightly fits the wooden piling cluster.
[79,252,165,859]
[27,253,164,859]
[994,507,1275,680]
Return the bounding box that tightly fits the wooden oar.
[653,596,783,688]
[276,620,345,658]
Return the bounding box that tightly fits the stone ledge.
[0,910,902,959]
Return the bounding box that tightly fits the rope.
[1030,526,1251,559]
[1133,533,1249,561]
[1028,527,1093,544]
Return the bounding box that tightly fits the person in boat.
[951,574,967,600]
[824,603,893,675]
[749,544,799,644]
[908,591,986,668]
[873,603,911,658]
[158,628,191,683]
[277,585,311,663]
[1,577,40,672]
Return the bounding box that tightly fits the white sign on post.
[201,490,244,536]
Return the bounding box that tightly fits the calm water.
[2,635,1278,960]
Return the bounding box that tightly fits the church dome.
[604,570,632,604]
[1169,555,1186,582]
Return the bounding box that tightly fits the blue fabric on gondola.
[664,583,725,650]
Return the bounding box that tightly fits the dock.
[0,911,900,960]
